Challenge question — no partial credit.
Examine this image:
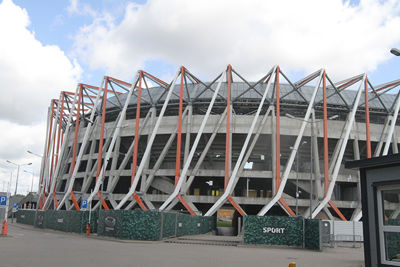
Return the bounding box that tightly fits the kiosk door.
[377,185,400,266]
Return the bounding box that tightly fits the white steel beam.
[43,87,79,210]
[159,70,225,211]
[184,108,227,193]
[56,79,106,209]
[383,91,400,155]
[205,66,275,216]
[107,110,153,193]
[87,73,141,204]
[115,68,182,209]
[258,69,323,216]
[312,74,366,218]
[374,116,391,157]
[143,107,189,192]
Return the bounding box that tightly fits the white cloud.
[67,0,97,18]
[72,0,400,81]
[0,0,81,124]
[0,120,45,195]
[0,0,81,195]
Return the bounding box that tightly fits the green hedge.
[244,215,322,251]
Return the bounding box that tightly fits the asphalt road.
[0,222,364,267]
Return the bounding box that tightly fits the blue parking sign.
[81,200,88,209]
[0,196,6,206]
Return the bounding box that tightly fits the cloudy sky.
[1,0,400,195]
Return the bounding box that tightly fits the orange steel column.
[224,66,246,216]
[95,79,110,210]
[39,100,55,209]
[323,72,346,221]
[69,85,82,211]
[225,65,232,189]
[174,67,195,215]
[365,76,371,158]
[175,67,185,187]
[52,93,64,208]
[131,71,147,211]
[131,72,143,185]
[275,67,295,216]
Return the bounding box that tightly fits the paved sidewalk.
[0,223,364,267]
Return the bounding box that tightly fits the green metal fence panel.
[17,209,215,240]
[97,210,162,240]
[16,210,35,225]
[35,211,46,228]
[44,210,68,231]
[175,213,215,236]
[67,211,84,233]
[161,212,177,238]
[120,210,161,241]
[176,213,199,236]
[81,211,98,233]
[97,210,123,238]
[304,219,322,250]
[244,215,304,247]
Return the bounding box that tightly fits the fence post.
[352,220,356,248]
[160,212,164,240]
[174,213,178,237]
[331,220,335,248]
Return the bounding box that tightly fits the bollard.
[86,223,90,236]
[288,262,296,267]
[1,221,8,236]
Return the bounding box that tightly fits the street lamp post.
[6,160,32,196]
[26,150,43,193]
[27,150,43,158]
[23,170,35,193]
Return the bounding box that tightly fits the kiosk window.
[377,186,400,265]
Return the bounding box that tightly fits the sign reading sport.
[263,227,286,234]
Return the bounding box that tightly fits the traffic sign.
[12,203,18,212]
[0,196,6,206]
[81,200,88,209]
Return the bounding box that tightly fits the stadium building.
[37,65,400,221]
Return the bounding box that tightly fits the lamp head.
[391,48,400,56]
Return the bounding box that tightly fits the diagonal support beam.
[312,74,366,218]
[87,73,141,206]
[258,69,323,216]
[56,79,105,210]
[205,66,276,216]
[159,69,225,212]
[116,68,182,209]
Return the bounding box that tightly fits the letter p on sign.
[0,196,7,206]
